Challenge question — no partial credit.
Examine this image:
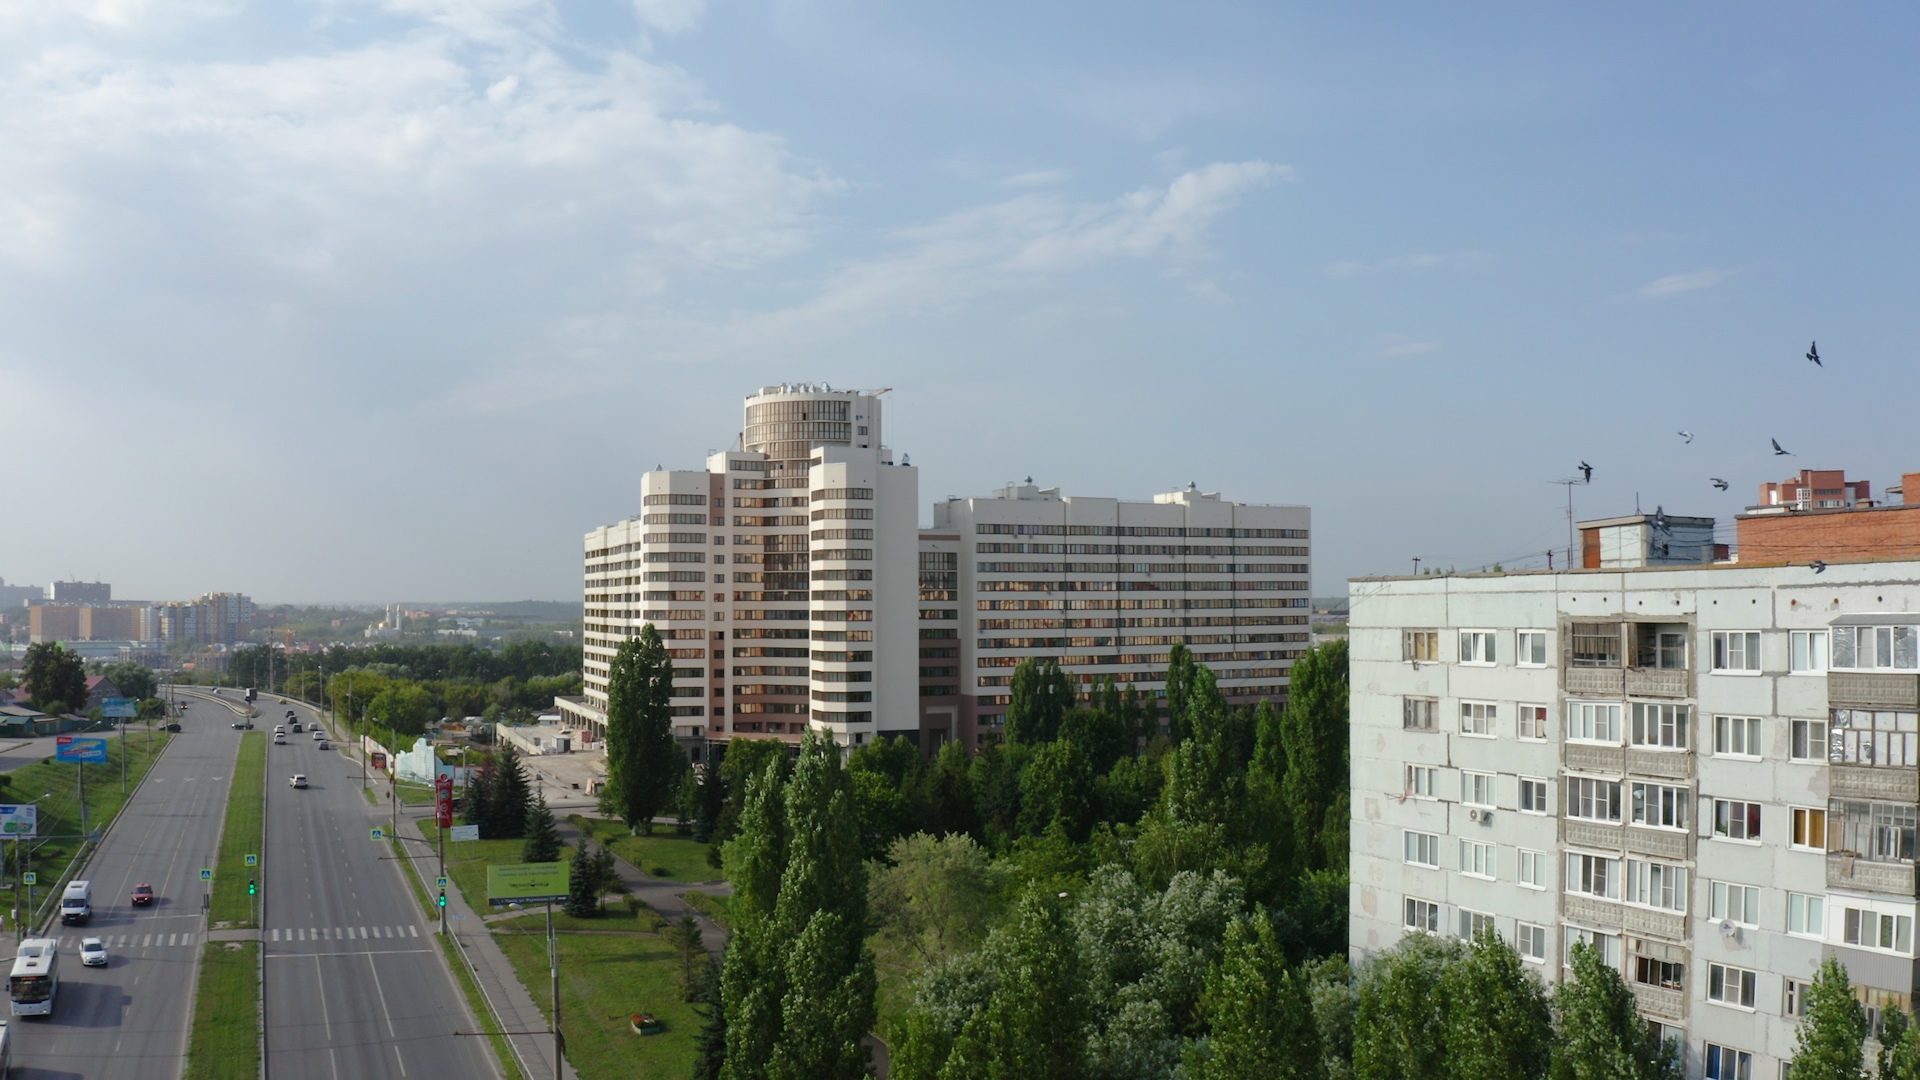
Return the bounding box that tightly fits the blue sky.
[2,2,1915,601]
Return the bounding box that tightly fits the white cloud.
[629,0,706,34]
[1326,251,1490,278]
[1637,267,1735,299]
[997,169,1070,189]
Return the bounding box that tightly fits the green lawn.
[494,923,701,1080]
[493,896,667,936]
[0,727,171,928]
[681,890,732,928]
[568,816,720,882]
[209,732,265,928]
[394,781,436,806]
[185,941,260,1080]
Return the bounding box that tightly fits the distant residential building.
[1738,468,1920,566]
[1759,468,1873,511]
[150,592,255,645]
[52,581,111,604]
[0,578,44,609]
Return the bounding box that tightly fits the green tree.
[23,642,86,715]
[693,953,729,1080]
[922,740,978,839]
[521,792,561,864]
[1878,1006,1920,1080]
[367,681,437,737]
[1790,956,1867,1080]
[1162,643,1198,744]
[1279,639,1349,874]
[716,736,788,844]
[1308,957,1358,1080]
[1549,941,1676,1080]
[1060,702,1132,777]
[721,755,788,1078]
[1190,913,1325,1080]
[97,662,156,702]
[1353,933,1459,1080]
[564,838,602,918]
[487,742,531,841]
[1440,929,1551,1080]
[602,625,682,835]
[671,915,708,1001]
[462,754,494,834]
[1004,657,1074,745]
[869,833,1004,968]
[693,752,727,844]
[968,743,1026,843]
[851,769,917,861]
[938,888,1088,1079]
[1017,738,1096,841]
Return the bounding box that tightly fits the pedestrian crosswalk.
[268,925,421,942]
[51,932,200,950]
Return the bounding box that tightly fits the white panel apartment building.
[1350,553,1920,1079]
[568,384,919,753]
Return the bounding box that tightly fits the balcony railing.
[1827,852,1918,898]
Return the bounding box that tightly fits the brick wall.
[1736,503,1920,564]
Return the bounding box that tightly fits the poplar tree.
[604,624,680,834]
[1163,644,1198,744]
[939,888,1088,1079]
[1280,639,1349,874]
[1440,929,1551,1080]
[1549,941,1676,1080]
[1878,1006,1920,1080]
[1004,657,1074,745]
[1191,914,1325,1080]
[1353,933,1458,1080]
[1791,956,1867,1080]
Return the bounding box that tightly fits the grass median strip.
[209,732,265,928]
[185,941,260,1080]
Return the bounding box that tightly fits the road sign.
[449,824,479,843]
[370,827,385,841]
[22,872,35,886]
[102,698,137,718]
[436,876,449,890]
[244,854,258,867]
[485,862,568,905]
[55,736,109,764]
[0,805,38,838]
[199,868,212,882]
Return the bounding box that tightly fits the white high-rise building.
[566,384,918,753]
[1349,528,1920,1078]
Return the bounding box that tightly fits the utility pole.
[549,899,562,1080]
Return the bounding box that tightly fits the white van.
[59,881,91,926]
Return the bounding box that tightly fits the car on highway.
[130,884,154,907]
[311,729,324,740]
[231,720,254,730]
[317,740,331,750]
[166,723,182,733]
[79,939,107,967]
[290,722,303,733]
[290,774,308,789]
[273,733,286,745]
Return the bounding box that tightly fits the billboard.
[450,824,480,843]
[55,736,108,764]
[0,805,38,838]
[101,698,137,719]
[485,862,568,905]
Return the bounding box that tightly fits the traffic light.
[248,879,257,896]
[437,890,446,909]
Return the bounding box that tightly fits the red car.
[131,884,154,906]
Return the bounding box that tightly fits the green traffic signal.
[248,880,257,896]
[437,891,446,908]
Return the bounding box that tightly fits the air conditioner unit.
[1468,809,1484,824]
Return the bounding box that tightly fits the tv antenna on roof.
[1551,466,1592,569]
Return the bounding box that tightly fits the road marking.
[270,929,279,941]
[142,934,152,946]
[304,947,344,1080]
[407,925,418,937]
[363,950,405,1075]
[168,933,177,946]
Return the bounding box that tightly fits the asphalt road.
[262,699,497,1080]
[9,692,240,1080]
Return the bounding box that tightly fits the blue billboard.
[55,736,108,764]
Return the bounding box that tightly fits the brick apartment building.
[1738,469,1920,566]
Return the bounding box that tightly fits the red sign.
[435,773,454,828]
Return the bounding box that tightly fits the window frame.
[1623,858,1688,913]
[1629,781,1690,831]
[1458,629,1497,666]
[1518,777,1550,815]
[1516,630,1550,667]
[1516,703,1549,740]
[1790,806,1828,851]
[1713,714,1763,759]
[1404,896,1440,934]
[1457,908,1496,940]
[1710,881,1760,927]
[1831,624,1920,672]
[1518,848,1548,890]
[1459,700,1498,738]
[1403,629,1439,663]
[1791,630,1829,674]
[1458,838,1495,880]
[1516,922,1548,963]
[1566,775,1623,823]
[1786,892,1825,939]
[1706,963,1759,1010]
[1565,851,1621,901]
[1711,798,1763,843]
[1711,631,1763,674]
[1403,830,1441,868]
[1461,770,1496,809]
[1405,764,1439,800]
[1789,718,1829,763]
[1703,1043,1753,1080]
[1565,701,1623,744]
[1630,702,1690,750]
[1842,906,1915,955]
[1402,696,1439,731]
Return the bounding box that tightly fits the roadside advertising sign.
[449,825,480,843]
[0,805,37,838]
[101,698,137,718]
[55,736,109,764]
[486,862,569,905]
[435,773,454,829]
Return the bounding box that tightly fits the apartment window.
[1571,622,1622,668]
[1564,926,1621,967]
[1790,719,1829,762]
[1405,765,1439,799]
[1704,1043,1753,1080]
[1519,777,1549,814]
[1787,893,1825,938]
[1461,771,1496,808]
[1832,624,1920,671]
[1633,624,1688,669]
[1517,630,1549,666]
[1459,839,1495,879]
[1624,859,1688,912]
[1790,807,1827,850]
[1710,882,1760,926]
[1791,630,1829,673]
[1712,631,1762,672]
[1403,697,1439,730]
[1459,630,1497,665]
[1843,908,1914,954]
[1707,963,1758,1009]
[1834,799,1919,862]
[1784,978,1807,1017]
[1633,956,1685,991]
[1460,701,1497,737]
[1518,849,1548,889]
[1517,704,1548,740]
[1403,831,1440,867]
[1566,777,1622,822]
[1404,897,1440,934]
[1630,782,1689,830]
[1457,909,1496,940]
[1631,703,1690,749]
[1516,922,1547,962]
[1566,852,1620,900]
[1713,799,1763,841]
[1403,630,1440,662]
[1566,701,1622,743]
[1714,715,1762,758]
[1830,709,1920,767]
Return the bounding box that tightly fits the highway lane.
[9,693,241,1080]
[263,699,497,1080]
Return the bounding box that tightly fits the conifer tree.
[564,838,601,918]
[463,754,494,836]
[1791,956,1867,1080]
[1191,913,1325,1080]
[672,915,707,1001]
[521,792,561,864]
[693,953,728,1080]
[603,624,681,834]
[721,756,789,1078]
[488,741,532,840]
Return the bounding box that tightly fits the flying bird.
[1578,461,1593,483]
[1678,431,1693,443]
[1711,478,1729,491]
[1772,438,1792,456]
[1811,560,1828,574]
[1806,341,1821,367]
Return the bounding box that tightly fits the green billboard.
[485,862,569,905]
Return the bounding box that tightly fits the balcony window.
[1630,703,1689,749]
[1830,709,1920,767]
[1632,956,1684,991]
[1631,623,1687,669]
[1832,624,1920,671]
[1571,623,1622,668]
[1834,799,1918,862]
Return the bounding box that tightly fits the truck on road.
[59,881,91,926]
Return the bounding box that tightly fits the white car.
[79,938,107,966]
[311,729,324,740]
[273,733,286,745]
[290,774,308,789]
